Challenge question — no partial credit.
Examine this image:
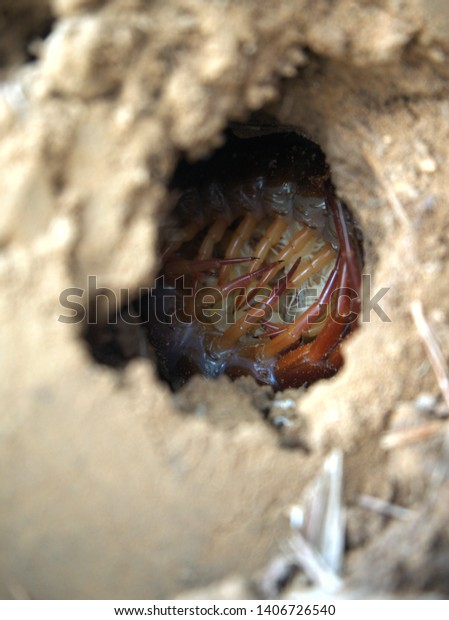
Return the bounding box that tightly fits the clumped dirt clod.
[1,0,449,600]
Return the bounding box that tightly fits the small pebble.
[418,157,437,173]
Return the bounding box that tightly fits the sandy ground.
[1,0,449,600]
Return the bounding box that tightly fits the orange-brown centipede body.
[149,132,363,390]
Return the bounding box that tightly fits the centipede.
[148,131,363,391]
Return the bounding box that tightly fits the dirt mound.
[1,0,449,599]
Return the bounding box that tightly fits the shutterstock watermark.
[58,274,391,326]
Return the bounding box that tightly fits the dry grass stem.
[411,300,449,413]
[381,420,444,449]
[358,494,416,520]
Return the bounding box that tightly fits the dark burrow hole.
[85,125,364,394]
[0,2,55,67]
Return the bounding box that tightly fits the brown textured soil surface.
[1,0,449,600]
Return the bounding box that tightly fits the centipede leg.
[193,261,283,310]
[218,213,260,284]
[291,245,335,286]
[249,215,289,272]
[163,256,256,277]
[273,187,362,389]
[216,257,301,350]
[273,263,349,388]
[263,258,340,359]
[240,226,316,310]
[161,220,207,262]
[197,217,232,260]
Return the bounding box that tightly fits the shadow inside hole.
[0,3,55,67]
[85,127,364,392]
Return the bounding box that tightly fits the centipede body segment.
[149,132,363,391]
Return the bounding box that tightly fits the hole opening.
[85,125,364,394]
[0,2,54,68]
